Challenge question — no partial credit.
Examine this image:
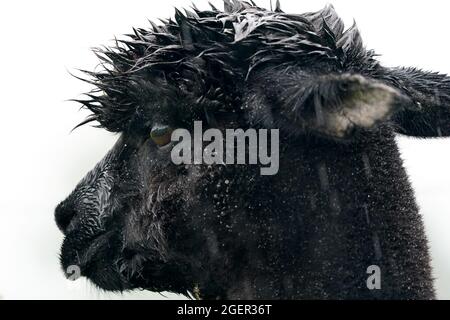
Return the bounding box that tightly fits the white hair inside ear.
[316,78,407,138]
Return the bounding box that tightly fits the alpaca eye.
[150,124,173,147]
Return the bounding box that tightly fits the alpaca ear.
[375,67,450,138]
[299,74,411,139]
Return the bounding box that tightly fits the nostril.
[55,200,77,233]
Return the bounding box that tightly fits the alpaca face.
[55,2,448,298]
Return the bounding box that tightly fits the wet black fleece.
[56,1,450,299]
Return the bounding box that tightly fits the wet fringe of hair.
[73,0,373,132]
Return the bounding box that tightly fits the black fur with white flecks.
[56,0,450,299]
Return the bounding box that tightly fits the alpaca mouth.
[60,229,131,291]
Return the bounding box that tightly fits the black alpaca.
[55,1,450,299]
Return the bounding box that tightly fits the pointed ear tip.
[363,82,412,107]
[335,74,409,103]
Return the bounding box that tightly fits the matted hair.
[74,0,374,133]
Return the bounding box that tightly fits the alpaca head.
[56,1,427,295]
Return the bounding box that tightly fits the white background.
[0,0,449,300]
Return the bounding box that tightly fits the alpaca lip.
[60,230,131,291]
[60,230,116,273]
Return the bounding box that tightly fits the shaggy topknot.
[75,0,376,133]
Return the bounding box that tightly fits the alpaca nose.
[55,136,128,234]
[55,199,77,233]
